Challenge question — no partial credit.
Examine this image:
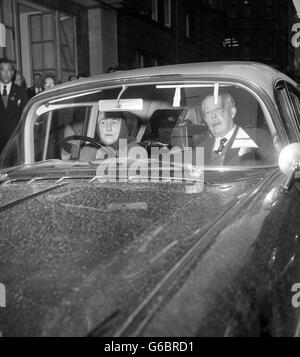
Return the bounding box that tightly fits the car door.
[256,81,300,336]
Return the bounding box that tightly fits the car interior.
[29,83,278,166]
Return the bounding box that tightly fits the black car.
[1,62,300,336]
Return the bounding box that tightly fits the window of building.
[208,0,223,10]
[59,14,77,82]
[0,0,17,64]
[152,58,159,67]
[244,34,251,59]
[223,37,240,48]
[242,0,252,17]
[185,13,190,38]
[265,34,273,60]
[164,0,172,28]
[30,13,56,78]
[151,58,158,67]
[223,35,241,60]
[136,53,144,68]
[151,0,158,22]
[265,0,273,19]
[208,0,217,8]
[0,5,2,55]
[228,0,239,18]
[28,9,77,83]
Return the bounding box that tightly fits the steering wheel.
[57,135,120,160]
[139,140,169,148]
[56,135,104,151]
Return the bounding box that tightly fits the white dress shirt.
[34,87,43,94]
[213,125,237,152]
[0,82,12,96]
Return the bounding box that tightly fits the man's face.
[33,74,43,88]
[14,73,22,87]
[0,63,14,84]
[202,95,236,138]
[99,118,122,145]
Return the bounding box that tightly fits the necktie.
[2,85,8,108]
[214,138,228,155]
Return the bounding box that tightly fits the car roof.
[52,61,296,99]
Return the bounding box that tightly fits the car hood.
[0,169,273,336]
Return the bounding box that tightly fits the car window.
[141,84,277,166]
[1,81,279,169]
[34,107,90,162]
[286,85,300,136]
[274,82,299,142]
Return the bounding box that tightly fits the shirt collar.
[35,87,42,93]
[213,125,236,151]
[1,82,12,95]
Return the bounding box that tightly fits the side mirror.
[278,143,300,191]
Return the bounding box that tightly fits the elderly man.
[199,91,275,165]
[0,58,28,154]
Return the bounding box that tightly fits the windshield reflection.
[0,81,279,171]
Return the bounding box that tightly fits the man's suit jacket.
[27,86,43,99]
[199,125,277,166]
[0,84,29,154]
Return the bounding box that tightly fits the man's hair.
[0,57,14,70]
[201,92,236,113]
[33,72,43,79]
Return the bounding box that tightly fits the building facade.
[0,0,92,84]
[117,0,227,68]
[0,0,227,85]
[1,0,299,85]
[0,0,119,85]
[223,0,295,75]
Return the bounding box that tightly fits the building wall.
[223,0,293,74]
[117,0,225,69]
[88,8,118,75]
[1,0,297,81]
[117,11,177,68]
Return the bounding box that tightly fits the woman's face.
[99,118,122,145]
[44,77,55,90]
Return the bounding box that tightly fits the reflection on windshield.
[0,82,279,171]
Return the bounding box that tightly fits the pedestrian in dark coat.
[0,58,28,154]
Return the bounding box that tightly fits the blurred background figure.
[113,64,126,72]
[27,73,43,99]
[77,73,88,79]
[0,58,28,154]
[106,64,127,73]
[43,74,57,91]
[68,74,77,81]
[14,71,27,92]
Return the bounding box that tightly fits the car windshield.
[0,81,279,175]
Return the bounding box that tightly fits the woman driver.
[79,111,137,161]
